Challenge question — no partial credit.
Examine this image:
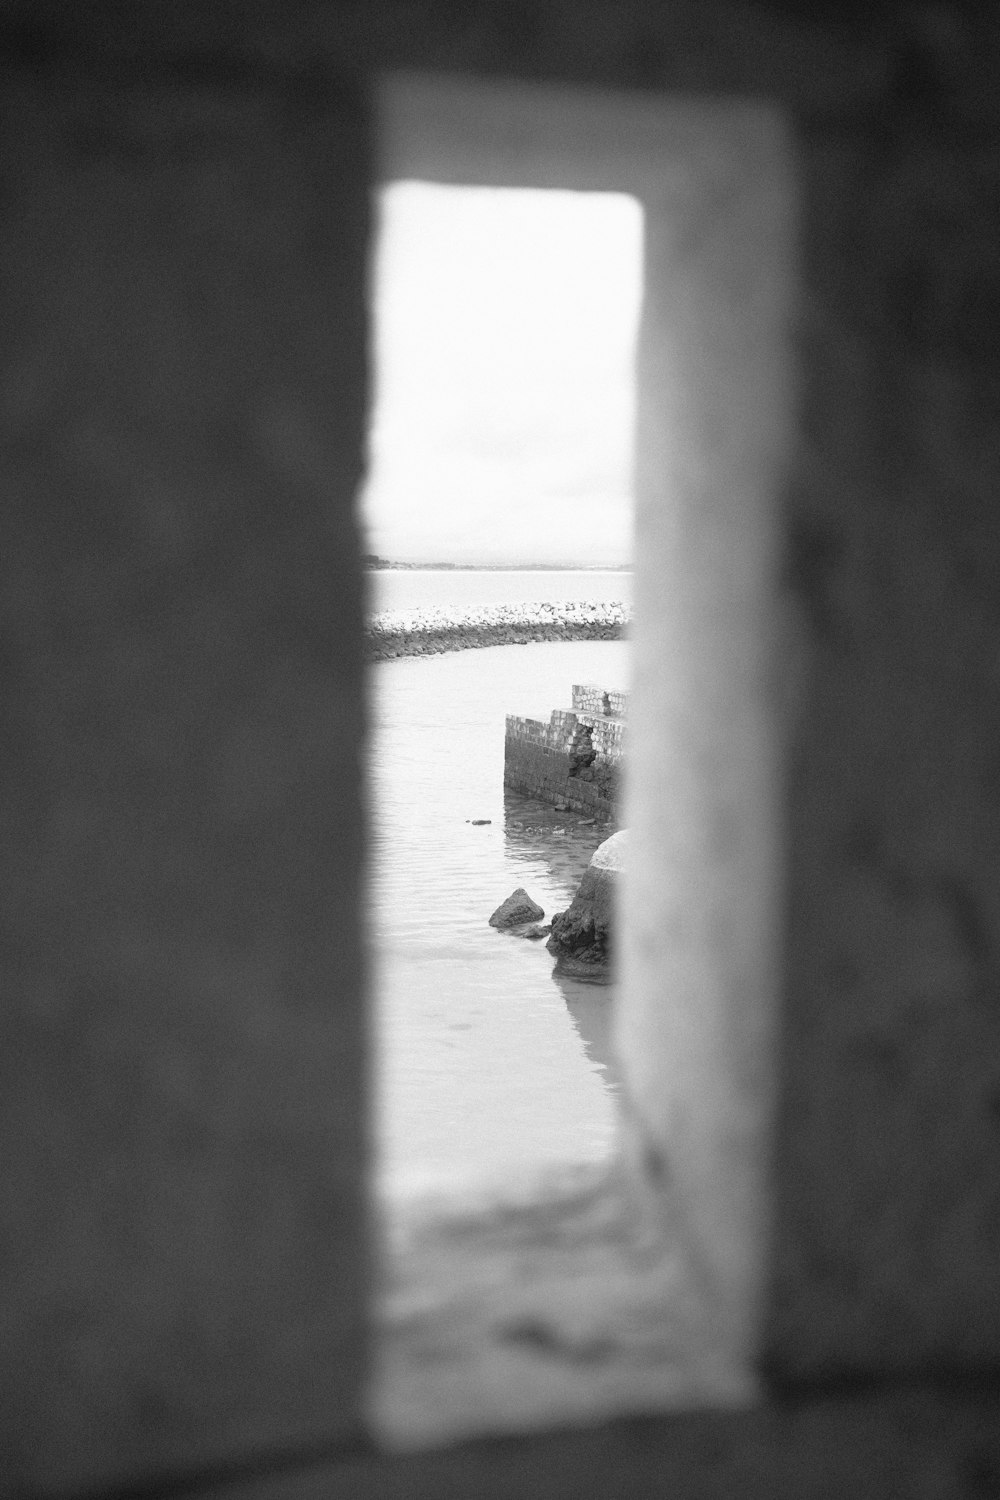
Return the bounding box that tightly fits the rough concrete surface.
[4,2,1000,1496]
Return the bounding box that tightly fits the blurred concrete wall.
[2,2,999,1495]
[0,63,371,1493]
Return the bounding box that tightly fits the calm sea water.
[368,567,633,616]
[370,627,630,1205]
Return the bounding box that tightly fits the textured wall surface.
[0,68,371,1494]
[3,0,1000,1496]
[197,1391,1000,1500]
[617,94,793,1373]
[764,112,1000,1382]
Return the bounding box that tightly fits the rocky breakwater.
[367,600,629,662]
[546,829,626,984]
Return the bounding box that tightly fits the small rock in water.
[489,888,545,929]
[517,922,552,941]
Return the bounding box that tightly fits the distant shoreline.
[364,562,633,572]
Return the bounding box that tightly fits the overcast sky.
[359,181,643,566]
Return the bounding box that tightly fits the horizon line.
[364,560,633,571]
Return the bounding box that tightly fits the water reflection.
[552,969,622,1093]
[504,791,622,1096]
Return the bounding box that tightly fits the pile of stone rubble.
[367,600,630,661]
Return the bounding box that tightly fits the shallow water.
[370,639,629,1204]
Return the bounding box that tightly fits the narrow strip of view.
[363,180,642,1212]
[362,180,656,1440]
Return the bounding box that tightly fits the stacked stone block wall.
[570,683,629,718]
[504,684,627,821]
[580,712,626,764]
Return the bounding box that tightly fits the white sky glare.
[359,181,643,566]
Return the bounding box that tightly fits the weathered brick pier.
[504,684,627,823]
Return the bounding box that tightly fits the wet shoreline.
[366,600,630,661]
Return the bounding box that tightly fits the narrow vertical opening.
[363,73,795,1448]
[363,179,642,1212]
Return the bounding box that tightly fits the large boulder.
[546,830,626,982]
[489,888,545,930]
